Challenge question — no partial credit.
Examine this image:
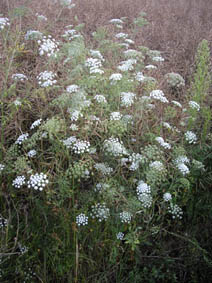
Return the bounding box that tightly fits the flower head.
[76,213,88,226]
[90,203,110,222]
[27,173,49,191]
[150,90,169,103]
[185,131,197,144]
[116,232,125,240]
[0,17,10,30]
[120,211,132,223]
[12,176,26,188]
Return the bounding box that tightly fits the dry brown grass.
[1,0,212,80]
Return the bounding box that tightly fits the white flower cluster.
[85,58,104,74]
[188,101,200,111]
[90,203,110,222]
[0,17,10,30]
[174,155,190,175]
[63,136,77,148]
[109,73,122,83]
[174,155,190,165]
[0,216,8,228]
[149,161,164,172]
[109,19,124,24]
[76,213,88,226]
[120,92,136,107]
[115,33,128,39]
[124,49,140,58]
[27,173,49,191]
[63,136,90,154]
[62,27,82,40]
[125,39,134,45]
[165,72,185,88]
[90,49,104,62]
[30,119,42,130]
[94,163,113,176]
[128,153,143,171]
[176,163,190,175]
[110,111,122,121]
[116,232,125,240]
[72,140,90,154]
[168,203,183,219]
[136,181,152,208]
[119,43,129,49]
[66,84,79,93]
[37,71,57,87]
[94,183,110,193]
[163,192,172,202]
[63,28,75,38]
[172,100,182,108]
[152,56,164,62]
[27,149,37,157]
[38,35,59,57]
[12,176,26,188]
[15,133,29,145]
[145,64,157,70]
[162,122,172,130]
[155,137,171,149]
[118,59,137,72]
[135,72,145,82]
[69,110,83,121]
[12,73,28,81]
[185,131,197,144]
[120,211,132,223]
[25,30,43,40]
[0,164,5,172]
[150,90,169,103]
[103,137,128,157]
[94,95,107,104]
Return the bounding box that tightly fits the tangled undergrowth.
[0,1,212,282]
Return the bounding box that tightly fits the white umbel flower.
[27,173,49,191]
[103,137,128,157]
[94,95,107,104]
[163,192,172,202]
[188,101,200,111]
[176,163,190,175]
[12,176,26,188]
[91,203,110,222]
[185,131,197,144]
[120,92,136,107]
[66,84,79,93]
[150,90,169,103]
[76,213,88,226]
[0,17,10,30]
[15,133,29,145]
[30,119,42,130]
[27,150,37,157]
[109,73,123,83]
[37,71,57,87]
[120,211,132,223]
[110,112,122,121]
[12,73,28,81]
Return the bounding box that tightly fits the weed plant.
[0,1,212,282]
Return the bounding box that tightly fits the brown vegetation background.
[1,0,212,81]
